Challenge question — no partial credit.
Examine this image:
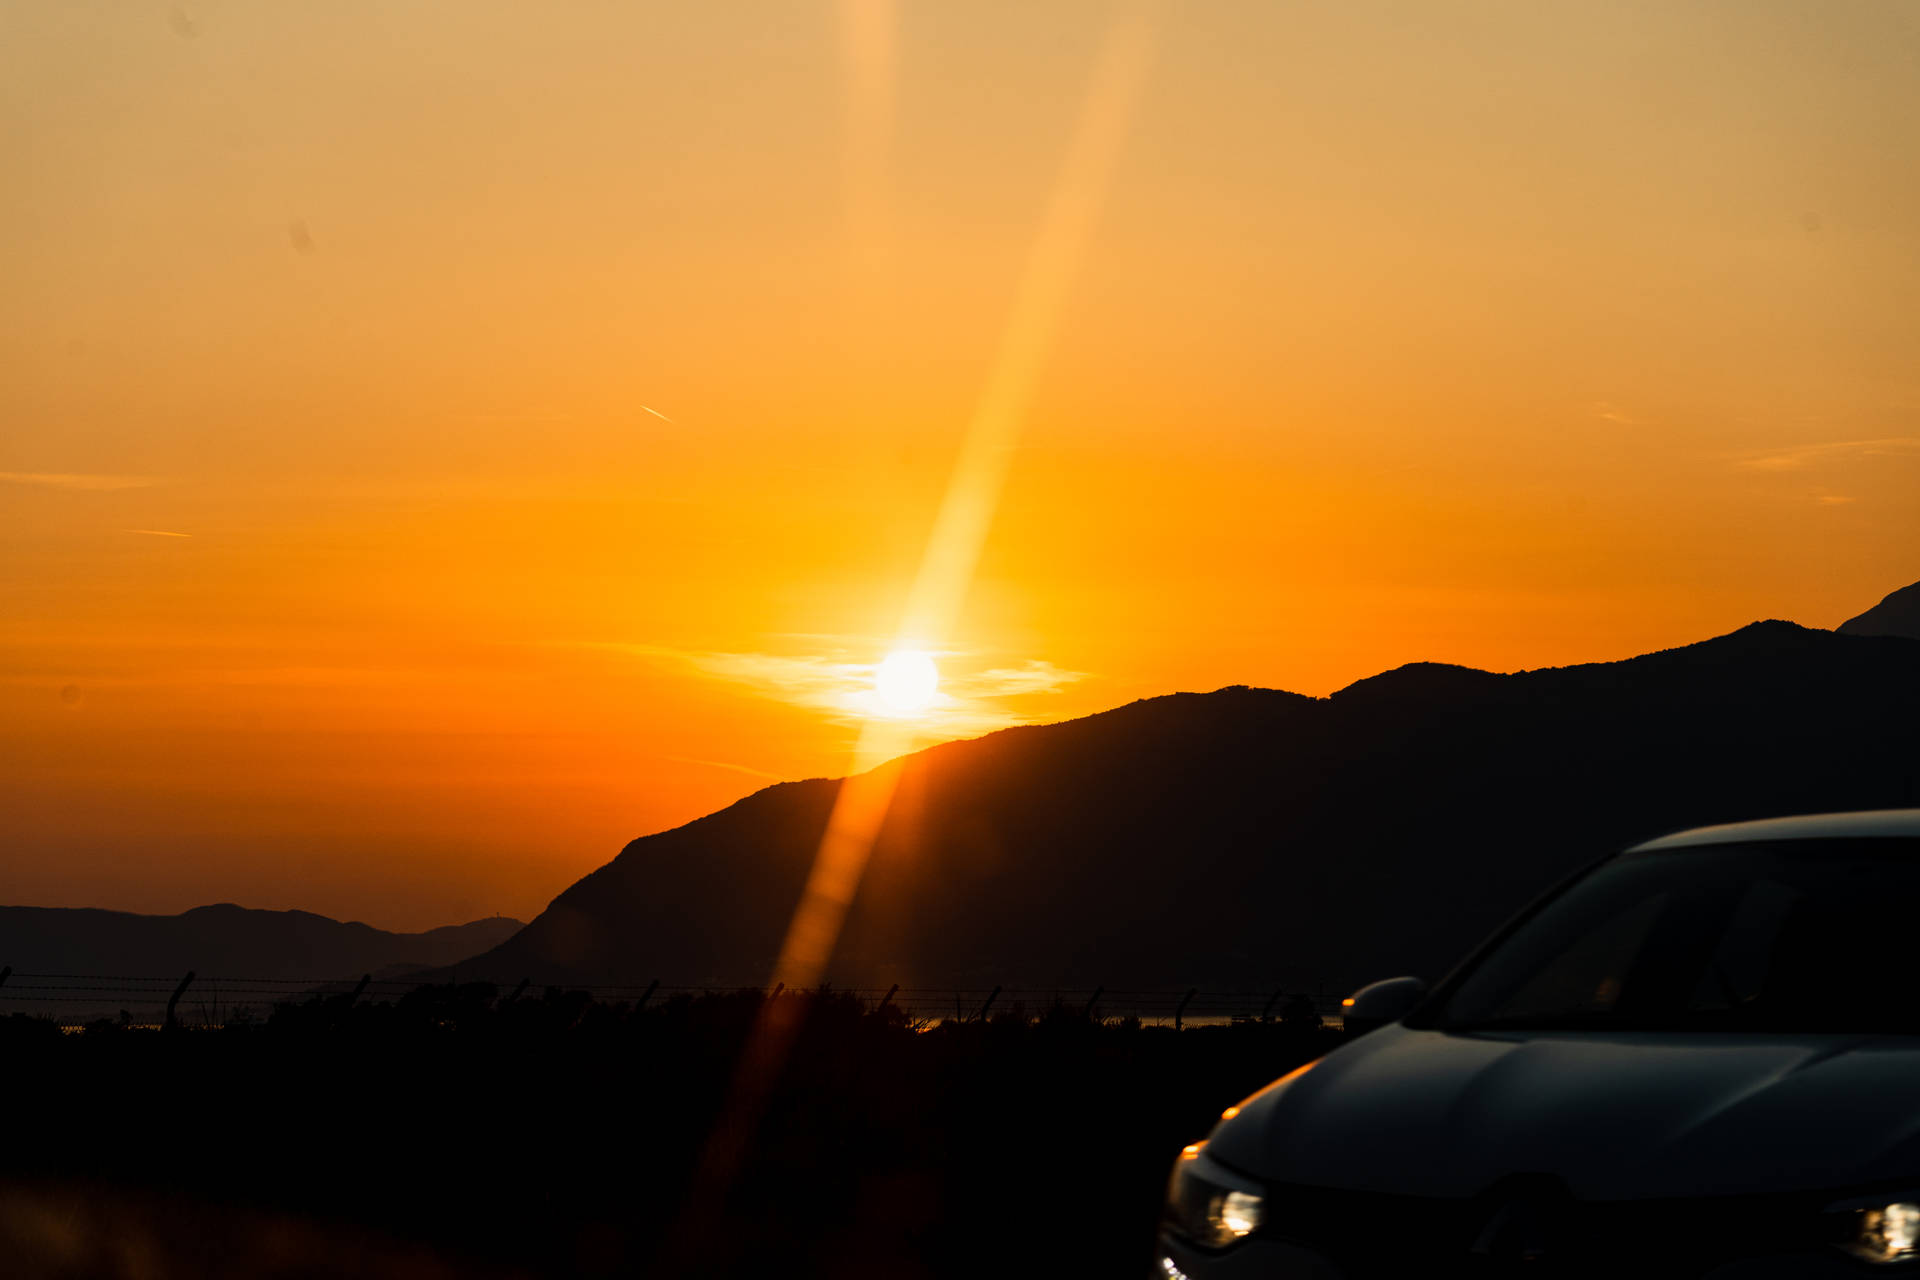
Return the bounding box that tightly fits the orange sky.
[4,1,1917,930]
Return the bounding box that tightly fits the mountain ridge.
[0,903,524,980]
[1839,579,1920,640]
[453,612,1920,993]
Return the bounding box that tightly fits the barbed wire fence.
[0,966,1350,1031]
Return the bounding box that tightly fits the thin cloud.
[607,643,1088,736]
[951,661,1085,699]
[1735,438,1920,472]
[664,755,786,782]
[1,472,159,491]
[462,412,572,425]
[125,528,192,538]
[1588,401,1639,425]
[679,650,865,703]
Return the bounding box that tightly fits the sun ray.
[774,10,1161,1000]
[674,10,1161,1257]
[766,0,1158,990]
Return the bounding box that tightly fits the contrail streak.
[641,404,675,423]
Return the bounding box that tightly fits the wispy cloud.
[1,472,159,491]
[606,643,1087,736]
[1588,401,1639,425]
[663,754,786,781]
[957,661,1085,699]
[1735,437,1920,472]
[667,649,865,705]
[125,528,192,538]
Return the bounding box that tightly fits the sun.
[873,649,940,715]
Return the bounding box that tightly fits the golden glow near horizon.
[3,2,1919,930]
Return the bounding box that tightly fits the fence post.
[1174,988,1197,1032]
[635,978,660,1010]
[504,978,531,1006]
[165,971,196,1030]
[768,982,785,1002]
[1082,986,1103,1019]
[0,965,11,990]
[1261,989,1283,1023]
[973,985,1002,1023]
[878,983,899,1012]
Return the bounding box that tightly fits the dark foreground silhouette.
[0,985,1335,1279]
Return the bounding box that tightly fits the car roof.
[1627,809,1920,853]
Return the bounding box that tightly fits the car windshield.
[1426,839,1920,1034]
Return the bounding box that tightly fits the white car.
[1160,810,1920,1278]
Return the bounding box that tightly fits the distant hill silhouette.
[448,617,1920,994]
[1839,578,1920,640]
[0,903,523,979]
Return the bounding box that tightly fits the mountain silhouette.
[442,617,1920,995]
[1839,578,1920,640]
[0,903,523,979]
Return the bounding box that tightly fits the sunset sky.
[5,1,1917,930]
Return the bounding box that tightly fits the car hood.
[1207,1025,1920,1200]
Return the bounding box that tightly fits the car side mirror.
[1341,975,1428,1035]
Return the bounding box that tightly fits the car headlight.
[1164,1142,1267,1249]
[1833,1199,1920,1265]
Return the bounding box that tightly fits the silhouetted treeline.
[1,984,1336,1279]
